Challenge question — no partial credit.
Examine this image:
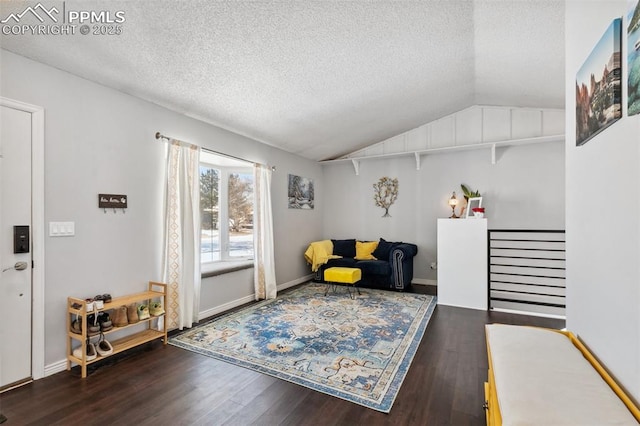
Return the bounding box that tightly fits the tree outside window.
[200,166,220,262]
[228,172,253,258]
[199,155,254,263]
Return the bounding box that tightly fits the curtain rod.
[155,132,275,171]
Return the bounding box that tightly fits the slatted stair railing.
[488,229,566,317]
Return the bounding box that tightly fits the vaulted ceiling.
[0,0,565,161]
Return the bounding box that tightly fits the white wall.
[199,268,254,319]
[565,1,640,401]
[322,141,565,282]
[0,50,323,367]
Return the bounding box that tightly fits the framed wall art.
[288,174,314,209]
[575,18,622,146]
[628,0,640,116]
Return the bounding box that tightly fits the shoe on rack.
[98,311,113,332]
[73,340,97,361]
[86,342,97,360]
[127,304,139,324]
[70,315,82,334]
[149,302,165,317]
[93,295,104,310]
[84,298,95,312]
[137,304,150,320]
[96,333,113,356]
[87,314,100,336]
[113,305,128,327]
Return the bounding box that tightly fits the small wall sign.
[99,194,128,209]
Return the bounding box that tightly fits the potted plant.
[460,184,481,217]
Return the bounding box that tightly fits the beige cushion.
[486,324,637,426]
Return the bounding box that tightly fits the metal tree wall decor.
[373,177,399,217]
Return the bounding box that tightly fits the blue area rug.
[169,282,436,412]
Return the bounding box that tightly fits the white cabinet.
[437,218,488,310]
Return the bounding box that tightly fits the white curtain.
[162,140,201,330]
[253,164,277,300]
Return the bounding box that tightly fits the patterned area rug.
[169,282,436,412]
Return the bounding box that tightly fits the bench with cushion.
[484,324,640,425]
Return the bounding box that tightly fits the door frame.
[1,97,45,380]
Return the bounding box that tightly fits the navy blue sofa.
[313,238,418,291]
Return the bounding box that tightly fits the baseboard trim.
[44,359,67,377]
[277,274,313,292]
[197,275,313,321]
[490,307,566,320]
[198,294,255,321]
[412,278,437,286]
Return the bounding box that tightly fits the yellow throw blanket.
[304,240,341,272]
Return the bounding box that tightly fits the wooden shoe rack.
[66,281,167,378]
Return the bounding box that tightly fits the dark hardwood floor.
[0,285,564,425]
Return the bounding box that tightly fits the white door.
[0,105,33,388]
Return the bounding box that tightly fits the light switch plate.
[49,221,75,237]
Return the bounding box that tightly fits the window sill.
[201,260,254,278]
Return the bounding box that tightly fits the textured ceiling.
[0,0,564,161]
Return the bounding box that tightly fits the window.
[200,151,254,264]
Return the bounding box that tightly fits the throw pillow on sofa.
[355,241,378,260]
[332,239,356,258]
[372,238,395,260]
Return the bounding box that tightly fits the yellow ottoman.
[324,267,362,299]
